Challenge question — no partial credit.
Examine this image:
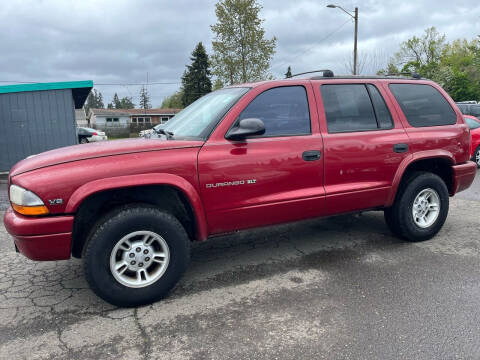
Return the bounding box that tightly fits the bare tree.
[343,50,390,75]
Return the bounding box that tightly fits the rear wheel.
[84,205,190,307]
[80,137,88,144]
[384,172,449,242]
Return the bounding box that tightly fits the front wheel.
[84,205,190,307]
[384,172,449,242]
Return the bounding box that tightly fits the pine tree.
[213,78,224,90]
[120,96,135,109]
[97,92,104,108]
[84,89,105,114]
[107,103,113,109]
[139,86,151,109]
[285,66,292,78]
[113,93,121,108]
[211,0,276,84]
[181,42,213,107]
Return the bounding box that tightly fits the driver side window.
[237,86,311,137]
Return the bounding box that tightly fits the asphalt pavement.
[0,171,479,359]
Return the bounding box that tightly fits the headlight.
[9,185,49,215]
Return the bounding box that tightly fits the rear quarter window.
[389,84,457,127]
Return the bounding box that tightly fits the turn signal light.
[12,204,49,216]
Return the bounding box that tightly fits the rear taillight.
[92,132,97,136]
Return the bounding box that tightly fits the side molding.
[65,173,208,241]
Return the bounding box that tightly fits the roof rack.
[290,69,334,78]
[290,70,423,81]
[309,72,423,81]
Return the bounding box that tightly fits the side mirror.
[226,118,265,140]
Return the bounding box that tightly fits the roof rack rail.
[385,72,422,79]
[290,69,334,78]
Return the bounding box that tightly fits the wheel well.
[398,158,454,197]
[71,185,196,258]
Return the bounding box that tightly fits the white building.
[88,109,131,129]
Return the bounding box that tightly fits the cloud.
[1,0,479,106]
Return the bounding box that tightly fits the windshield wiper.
[155,128,174,139]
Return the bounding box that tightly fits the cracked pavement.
[0,171,479,359]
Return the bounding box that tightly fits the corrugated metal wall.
[0,89,77,172]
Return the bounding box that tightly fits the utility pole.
[327,4,359,75]
[353,7,358,75]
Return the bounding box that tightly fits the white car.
[139,128,156,138]
[78,127,108,143]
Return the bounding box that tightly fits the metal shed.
[0,80,93,172]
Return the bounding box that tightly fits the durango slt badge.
[206,179,256,188]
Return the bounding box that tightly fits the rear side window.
[321,84,393,133]
[389,84,457,127]
[367,84,393,129]
[238,86,310,137]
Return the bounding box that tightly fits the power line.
[0,80,181,85]
[268,18,352,75]
[94,81,181,86]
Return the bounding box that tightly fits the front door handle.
[393,143,409,153]
[302,150,322,161]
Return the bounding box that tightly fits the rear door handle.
[302,150,322,161]
[393,143,409,153]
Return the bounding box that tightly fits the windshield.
[162,87,249,139]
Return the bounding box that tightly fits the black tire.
[84,205,190,307]
[473,146,480,168]
[383,207,402,238]
[385,172,449,242]
[80,137,88,144]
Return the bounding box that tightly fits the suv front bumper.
[3,207,73,261]
[452,161,477,195]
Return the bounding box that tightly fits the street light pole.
[353,7,358,75]
[327,4,359,75]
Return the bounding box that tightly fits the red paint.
[14,233,71,261]
[465,115,480,158]
[3,77,477,262]
[452,161,477,194]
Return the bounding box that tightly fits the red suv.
[4,73,477,306]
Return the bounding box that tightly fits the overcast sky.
[1,0,479,107]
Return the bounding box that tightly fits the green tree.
[181,42,213,107]
[119,96,135,109]
[213,78,224,90]
[391,27,446,78]
[285,66,292,78]
[377,62,400,75]
[437,39,480,101]
[139,86,151,109]
[211,0,277,85]
[161,90,184,109]
[84,89,104,114]
[107,102,113,109]
[113,93,121,108]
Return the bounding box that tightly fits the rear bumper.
[87,135,108,142]
[3,207,73,261]
[451,161,477,195]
